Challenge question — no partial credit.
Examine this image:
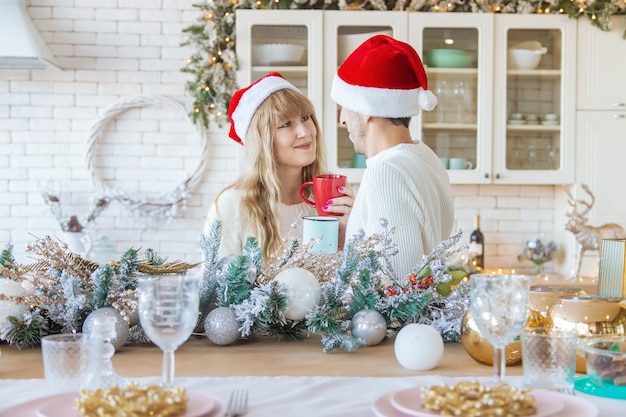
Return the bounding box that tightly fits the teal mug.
[449,157,473,170]
[302,216,339,254]
[352,153,367,168]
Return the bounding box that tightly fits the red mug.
[299,174,347,216]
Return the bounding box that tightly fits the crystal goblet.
[470,274,530,381]
[138,274,200,386]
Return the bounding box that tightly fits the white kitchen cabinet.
[575,17,626,230]
[493,15,576,184]
[575,112,626,228]
[235,11,577,185]
[411,14,576,184]
[408,13,494,184]
[235,10,324,121]
[577,17,626,111]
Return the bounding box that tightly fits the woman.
[204,72,352,263]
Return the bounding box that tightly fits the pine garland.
[1,310,48,349]
[200,219,470,352]
[0,238,198,348]
[0,221,470,352]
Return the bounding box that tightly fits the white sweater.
[345,142,455,279]
[204,188,316,259]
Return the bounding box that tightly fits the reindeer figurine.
[564,184,626,279]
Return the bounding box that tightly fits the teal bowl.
[424,49,471,68]
[577,335,626,398]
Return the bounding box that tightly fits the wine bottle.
[469,215,484,269]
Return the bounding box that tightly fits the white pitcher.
[61,231,93,258]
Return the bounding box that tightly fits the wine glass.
[451,80,466,122]
[434,80,451,122]
[470,274,530,381]
[138,274,200,386]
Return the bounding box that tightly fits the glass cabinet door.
[323,11,408,183]
[409,13,494,184]
[236,10,324,121]
[493,15,576,184]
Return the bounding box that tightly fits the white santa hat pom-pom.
[418,89,438,112]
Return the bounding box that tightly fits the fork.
[225,389,248,417]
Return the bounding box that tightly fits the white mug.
[448,158,473,170]
[302,216,339,254]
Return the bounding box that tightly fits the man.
[331,35,455,280]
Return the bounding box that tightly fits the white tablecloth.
[0,375,621,416]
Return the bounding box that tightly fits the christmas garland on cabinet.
[0,221,470,353]
[181,0,626,128]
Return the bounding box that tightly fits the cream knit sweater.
[345,141,455,279]
[204,188,316,259]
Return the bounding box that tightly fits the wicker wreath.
[85,95,209,219]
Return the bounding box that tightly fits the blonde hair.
[217,89,326,262]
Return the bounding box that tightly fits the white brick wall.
[0,3,579,276]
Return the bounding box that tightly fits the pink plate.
[0,391,224,417]
[374,389,598,417]
[373,393,413,417]
[389,387,564,417]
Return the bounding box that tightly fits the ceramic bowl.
[508,41,547,70]
[579,335,626,394]
[337,28,393,62]
[252,43,305,66]
[424,49,472,68]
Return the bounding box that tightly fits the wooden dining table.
[0,276,617,416]
[1,333,517,380]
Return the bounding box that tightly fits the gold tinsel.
[421,382,535,417]
[76,383,188,417]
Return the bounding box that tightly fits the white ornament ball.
[350,309,387,346]
[394,324,444,371]
[82,307,129,351]
[273,267,321,321]
[0,278,29,332]
[204,307,240,345]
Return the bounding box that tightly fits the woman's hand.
[322,184,354,250]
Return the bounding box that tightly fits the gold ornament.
[460,308,522,366]
[546,295,626,372]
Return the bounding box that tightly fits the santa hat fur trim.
[228,72,300,145]
[331,35,437,117]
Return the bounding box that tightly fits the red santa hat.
[228,72,300,145]
[331,35,437,117]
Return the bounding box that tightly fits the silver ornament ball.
[350,309,387,346]
[204,307,240,345]
[82,307,129,351]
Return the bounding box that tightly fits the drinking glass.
[470,274,530,380]
[138,274,200,386]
